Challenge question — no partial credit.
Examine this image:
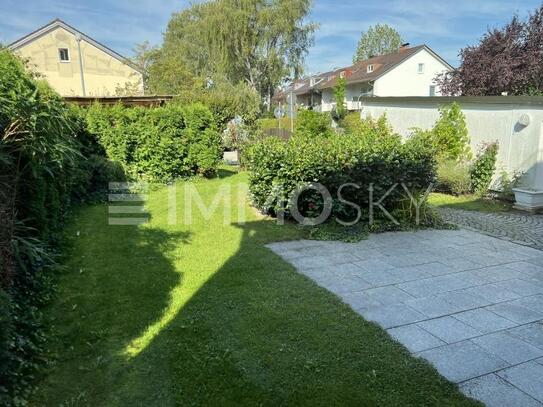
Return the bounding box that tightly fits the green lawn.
[33,169,479,406]
[429,192,512,213]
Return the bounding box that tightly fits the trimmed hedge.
[246,126,436,223]
[0,49,123,404]
[85,102,222,182]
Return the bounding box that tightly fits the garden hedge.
[246,124,436,223]
[0,49,223,404]
[0,49,123,404]
[84,102,222,182]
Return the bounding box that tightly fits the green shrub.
[0,49,114,404]
[175,79,261,131]
[258,117,294,131]
[246,136,288,210]
[85,102,222,182]
[246,128,436,223]
[295,110,332,137]
[341,112,396,139]
[436,159,472,195]
[332,77,347,121]
[411,103,471,161]
[470,142,499,195]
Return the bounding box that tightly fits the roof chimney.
[399,43,410,52]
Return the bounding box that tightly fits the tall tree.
[437,5,543,96]
[150,0,317,104]
[353,24,403,62]
[131,41,159,94]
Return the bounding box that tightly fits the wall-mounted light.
[518,113,531,127]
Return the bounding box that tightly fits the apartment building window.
[429,85,436,96]
[367,64,374,73]
[418,63,425,73]
[58,48,70,62]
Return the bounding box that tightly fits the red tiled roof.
[317,45,427,90]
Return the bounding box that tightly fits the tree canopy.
[149,0,316,104]
[437,5,543,96]
[353,24,403,62]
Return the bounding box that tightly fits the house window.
[58,48,70,62]
[418,63,425,73]
[367,64,374,73]
[340,71,346,78]
[429,85,436,96]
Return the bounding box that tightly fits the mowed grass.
[33,169,479,406]
[429,192,512,213]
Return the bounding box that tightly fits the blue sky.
[0,0,541,74]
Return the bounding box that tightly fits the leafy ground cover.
[429,192,512,213]
[33,169,479,406]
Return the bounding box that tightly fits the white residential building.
[273,44,453,114]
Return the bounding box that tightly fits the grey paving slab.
[418,341,509,383]
[417,316,481,343]
[360,286,415,305]
[486,302,543,325]
[406,296,462,318]
[352,258,395,273]
[322,276,372,294]
[512,295,543,314]
[359,304,425,329]
[508,322,543,349]
[460,374,542,407]
[506,280,543,296]
[397,274,474,298]
[435,257,482,272]
[435,290,491,310]
[268,229,543,404]
[472,266,527,283]
[464,283,522,304]
[471,332,543,364]
[339,291,382,310]
[387,324,445,353]
[497,361,543,402]
[453,308,516,334]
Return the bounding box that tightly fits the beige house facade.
[8,19,144,97]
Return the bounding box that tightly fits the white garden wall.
[359,96,543,190]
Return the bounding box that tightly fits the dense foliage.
[437,5,543,96]
[0,50,223,404]
[174,80,262,131]
[411,103,471,161]
[149,0,316,103]
[332,77,347,120]
[0,50,122,404]
[294,110,332,137]
[470,142,499,195]
[246,118,436,224]
[353,24,403,62]
[85,103,222,182]
[436,159,472,196]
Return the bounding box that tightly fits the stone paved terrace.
[267,230,543,406]
[439,208,543,250]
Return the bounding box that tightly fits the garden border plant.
[246,113,442,237]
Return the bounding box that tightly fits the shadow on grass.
[217,166,238,179]
[35,204,190,405]
[36,215,479,406]
[114,223,479,405]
